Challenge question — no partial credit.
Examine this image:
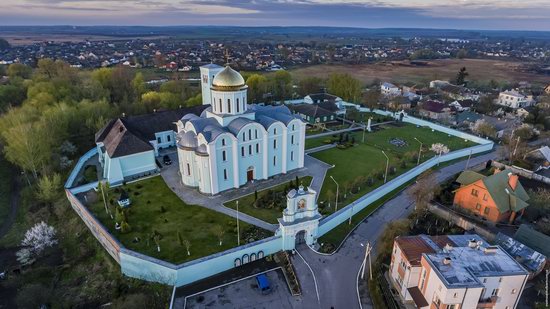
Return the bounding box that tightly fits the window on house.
[453,293,458,298]
[483,194,488,201]
[511,289,517,294]
[291,151,294,161]
[274,128,277,134]
[157,137,162,143]
[243,133,246,141]
[222,150,227,161]
[186,163,191,176]
[249,129,252,140]
[236,98,240,112]
[475,203,481,210]
[273,156,276,166]
[491,289,499,297]
[222,139,226,146]
[241,147,245,157]
[256,143,259,153]
[219,99,222,112]
[483,278,487,283]
[484,207,490,215]
[249,145,252,155]
[223,169,228,180]
[255,130,258,139]
[167,135,171,142]
[227,99,231,113]
[471,189,479,197]
[273,139,277,149]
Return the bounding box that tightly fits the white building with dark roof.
[176,64,306,195]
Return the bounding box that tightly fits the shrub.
[400,160,407,169]
[389,166,397,175]
[323,139,333,144]
[160,205,166,213]
[120,221,132,233]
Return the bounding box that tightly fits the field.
[225,176,313,224]
[289,59,550,86]
[310,123,474,213]
[87,176,269,264]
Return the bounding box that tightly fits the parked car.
[163,155,172,165]
[255,274,271,294]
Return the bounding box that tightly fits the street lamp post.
[413,137,423,166]
[236,200,240,246]
[349,203,354,225]
[381,150,389,184]
[330,175,339,212]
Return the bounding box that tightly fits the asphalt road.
[293,149,499,309]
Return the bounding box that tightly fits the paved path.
[305,144,336,154]
[293,150,499,309]
[160,153,331,232]
[0,167,21,240]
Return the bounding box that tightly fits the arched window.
[292,124,295,130]
[223,169,228,180]
[221,138,226,146]
[273,156,276,166]
[241,147,245,157]
[218,98,222,112]
[234,258,241,267]
[291,151,294,161]
[255,130,258,139]
[249,144,252,155]
[222,150,226,161]
[291,135,294,145]
[258,251,264,259]
[227,99,231,113]
[236,98,240,112]
[186,163,191,176]
[274,128,277,135]
[249,129,252,140]
[250,253,256,262]
[256,143,259,153]
[242,254,249,264]
[273,139,277,149]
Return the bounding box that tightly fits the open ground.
[289,59,550,85]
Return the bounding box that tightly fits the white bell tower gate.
[277,185,321,250]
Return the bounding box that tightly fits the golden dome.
[211,65,247,91]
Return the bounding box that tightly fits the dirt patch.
[290,59,550,86]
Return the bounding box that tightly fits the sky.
[1,0,550,31]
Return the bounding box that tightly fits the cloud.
[3,0,550,30]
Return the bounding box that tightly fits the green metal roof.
[514,224,550,258]
[455,169,529,213]
[456,170,486,185]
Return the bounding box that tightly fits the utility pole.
[414,137,422,166]
[361,242,373,280]
[382,151,389,184]
[465,149,473,170]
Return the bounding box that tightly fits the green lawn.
[311,123,475,215]
[225,176,313,224]
[87,176,270,264]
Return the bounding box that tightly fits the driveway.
[293,150,500,309]
[160,154,331,232]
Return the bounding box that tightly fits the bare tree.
[408,170,440,211]
[183,239,191,256]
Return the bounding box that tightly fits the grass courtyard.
[87,176,271,264]
[224,176,313,224]
[311,123,474,210]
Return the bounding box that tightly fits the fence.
[64,110,494,287]
[427,203,496,242]
[64,147,98,189]
[491,161,550,185]
[66,180,283,286]
[317,143,493,236]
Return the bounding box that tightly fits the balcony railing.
[477,296,498,308]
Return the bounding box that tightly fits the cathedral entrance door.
[247,167,254,182]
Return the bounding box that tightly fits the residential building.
[175,64,306,195]
[95,105,208,185]
[497,90,533,109]
[381,82,401,97]
[288,104,336,124]
[494,232,547,279]
[390,234,529,309]
[453,169,529,224]
[304,93,342,106]
[418,100,452,121]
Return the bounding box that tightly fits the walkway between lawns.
[160,155,331,232]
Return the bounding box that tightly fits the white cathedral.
[175,64,306,195]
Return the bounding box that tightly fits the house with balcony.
[389,234,528,309]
